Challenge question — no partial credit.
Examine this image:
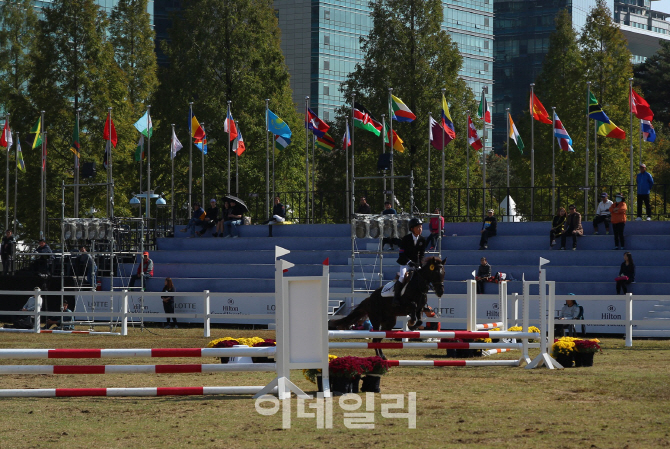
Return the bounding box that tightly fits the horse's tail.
[328,299,371,330]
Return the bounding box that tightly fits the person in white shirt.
[593,192,613,235]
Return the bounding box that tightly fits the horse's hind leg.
[372,337,384,359]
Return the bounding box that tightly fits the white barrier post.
[498,281,507,330]
[526,257,561,369]
[33,288,42,334]
[466,279,476,331]
[512,293,519,327]
[625,293,633,347]
[203,290,211,338]
[521,286,530,364]
[121,290,128,336]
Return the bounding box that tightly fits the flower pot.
[251,357,274,364]
[220,357,230,364]
[352,375,361,393]
[573,352,583,367]
[555,353,573,368]
[361,374,382,393]
[331,377,353,394]
[579,352,595,367]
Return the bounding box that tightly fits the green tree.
[634,40,670,128]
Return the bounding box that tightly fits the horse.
[328,256,446,359]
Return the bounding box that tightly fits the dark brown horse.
[329,256,446,359]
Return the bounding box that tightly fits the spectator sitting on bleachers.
[215,201,230,237]
[593,192,613,235]
[129,251,153,289]
[475,257,492,294]
[182,203,206,238]
[555,299,580,335]
[43,298,74,330]
[550,207,567,248]
[560,204,583,251]
[616,252,635,295]
[266,196,286,237]
[13,295,37,329]
[223,200,244,238]
[200,199,219,236]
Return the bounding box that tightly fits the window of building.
[324,60,330,70]
[324,85,330,96]
[324,111,330,121]
[324,35,330,46]
[324,10,330,20]
[484,17,489,27]
[484,40,489,50]
[484,63,489,71]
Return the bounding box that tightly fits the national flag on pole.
[641,119,656,143]
[104,111,117,148]
[134,135,145,161]
[316,132,336,152]
[171,129,183,159]
[274,134,291,151]
[630,89,654,121]
[69,121,80,158]
[16,134,25,173]
[467,116,483,150]
[597,120,626,140]
[233,127,246,156]
[103,140,110,169]
[342,121,351,151]
[588,92,611,123]
[133,111,153,138]
[390,95,416,122]
[383,124,405,153]
[441,94,456,139]
[306,108,330,138]
[224,111,238,141]
[195,125,208,154]
[429,116,454,150]
[0,120,12,148]
[267,110,292,138]
[553,112,574,153]
[353,103,382,136]
[508,113,524,153]
[530,91,552,124]
[190,113,205,140]
[478,90,491,124]
[30,117,42,150]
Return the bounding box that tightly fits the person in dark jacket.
[475,257,492,294]
[357,196,371,214]
[1,229,15,275]
[616,252,635,294]
[161,277,178,328]
[560,204,583,250]
[550,207,567,248]
[182,203,206,237]
[381,201,399,250]
[479,209,497,250]
[201,199,219,236]
[34,239,53,274]
[267,196,286,237]
[215,201,230,237]
[393,217,426,306]
[636,163,654,220]
[223,200,245,238]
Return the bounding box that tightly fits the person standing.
[161,277,178,328]
[610,193,628,250]
[616,252,635,295]
[34,239,53,274]
[479,209,497,250]
[636,163,654,221]
[426,208,445,251]
[550,207,567,248]
[393,217,426,306]
[129,251,154,289]
[593,193,613,235]
[1,229,15,275]
[357,197,371,214]
[560,205,583,251]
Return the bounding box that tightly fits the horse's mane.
[421,256,443,266]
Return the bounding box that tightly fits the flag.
[342,121,351,151]
[553,112,574,153]
[0,120,12,148]
[70,120,80,158]
[30,117,42,149]
[508,113,524,153]
[134,135,145,161]
[267,110,291,138]
[306,108,330,138]
[103,112,118,148]
[641,120,656,143]
[195,125,208,154]
[429,116,454,150]
[233,128,246,156]
[172,129,183,159]
[225,111,238,141]
[190,113,205,140]
[441,94,456,139]
[478,91,491,124]
[390,95,416,122]
[588,92,611,123]
[133,111,153,138]
[467,116,483,150]
[597,120,626,140]
[316,132,336,152]
[630,89,654,121]
[530,91,552,124]
[274,134,291,151]
[353,103,382,136]
[103,140,110,169]
[16,134,25,173]
[383,124,405,152]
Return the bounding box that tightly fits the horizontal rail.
[387,360,520,367]
[0,363,276,375]
[0,347,276,359]
[328,330,540,339]
[329,342,523,349]
[0,386,273,398]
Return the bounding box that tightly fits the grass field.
[0,327,669,448]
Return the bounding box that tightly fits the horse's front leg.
[407,303,422,330]
[372,337,385,359]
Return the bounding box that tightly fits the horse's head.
[419,256,446,297]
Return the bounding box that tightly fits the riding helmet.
[408,217,423,229]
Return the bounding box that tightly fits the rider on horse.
[393,217,427,307]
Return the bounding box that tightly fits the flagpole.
[108,107,113,219]
[201,121,206,206]
[585,81,591,220]
[345,119,350,218]
[235,120,239,195]
[40,110,45,239]
[305,96,310,224]
[594,119,598,204]
[388,88,394,202]
[227,101,232,194]
[441,89,446,219]
[351,93,356,217]
[551,107,556,214]
[530,83,535,221]
[311,134,315,221]
[381,114,387,203]
[146,105,151,242]
[4,113,9,231]
[639,119,643,167]
[481,88,487,216]
[506,109,510,189]
[265,99,270,220]
[427,112,431,212]
[171,124,175,231]
[272,137,276,200]
[466,110,470,222]
[629,78,634,211]
[188,102,193,214]
[74,108,80,218]
[13,132,18,235]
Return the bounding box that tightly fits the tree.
[332,0,479,217]
[634,40,670,128]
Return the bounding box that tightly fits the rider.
[393,217,427,307]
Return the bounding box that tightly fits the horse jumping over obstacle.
[329,256,446,359]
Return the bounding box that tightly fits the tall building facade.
[492,0,609,153]
[613,0,670,64]
[21,1,154,17]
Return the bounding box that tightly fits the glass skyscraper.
[613,0,670,64]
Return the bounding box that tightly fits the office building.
[613,0,670,64]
